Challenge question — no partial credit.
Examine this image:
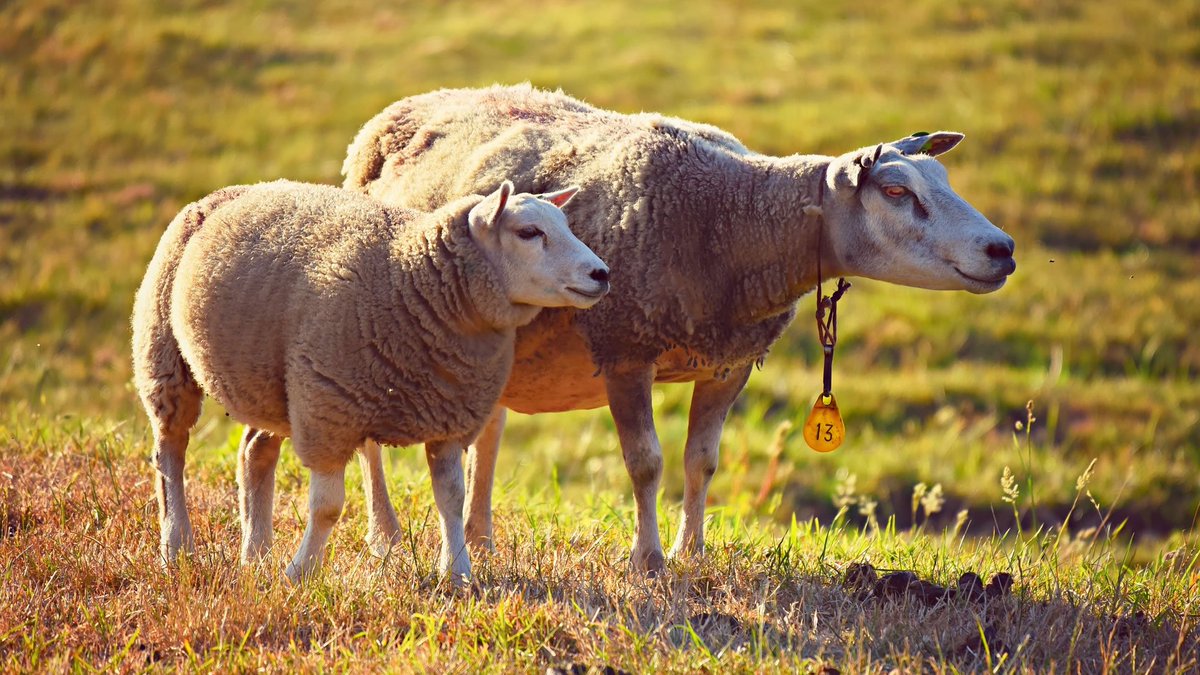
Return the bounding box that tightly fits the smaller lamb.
[132,179,608,583]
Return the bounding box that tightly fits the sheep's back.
[170,181,394,433]
[344,84,765,369]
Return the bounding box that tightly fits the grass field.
[2,0,1199,671]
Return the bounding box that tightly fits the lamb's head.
[469,181,610,309]
[823,132,1016,294]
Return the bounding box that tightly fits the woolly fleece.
[133,180,527,471]
[343,84,829,381]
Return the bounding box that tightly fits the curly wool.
[343,84,829,374]
[133,180,525,469]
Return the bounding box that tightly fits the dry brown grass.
[2,419,1196,673]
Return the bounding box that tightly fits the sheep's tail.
[131,185,249,430]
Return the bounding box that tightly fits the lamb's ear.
[469,180,514,237]
[538,185,579,209]
[489,180,515,223]
[890,131,965,157]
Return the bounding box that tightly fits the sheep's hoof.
[438,566,472,590]
[365,532,400,559]
[631,547,667,576]
[240,540,273,564]
[667,542,705,562]
[283,563,304,585]
[464,526,496,554]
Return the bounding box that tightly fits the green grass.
[2,0,1199,670]
[2,417,1198,672]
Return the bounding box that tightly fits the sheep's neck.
[730,156,833,325]
[388,213,532,337]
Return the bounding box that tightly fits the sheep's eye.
[516,226,544,240]
[883,185,910,199]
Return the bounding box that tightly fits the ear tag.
[803,392,844,453]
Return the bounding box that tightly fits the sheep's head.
[824,132,1016,294]
[468,181,610,310]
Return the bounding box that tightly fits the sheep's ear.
[489,180,514,223]
[846,144,883,188]
[890,131,965,157]
[539,185,579,209]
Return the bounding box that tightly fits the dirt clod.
[951,624,1010,661]
[687,611,742,635]
[985,573,1013,599]
[547,664,630,675]
[845,564,1016,607]
[1111,611,1149,639]
[875,571,921,600]
[957,572,986,602]
[843,562,878,589]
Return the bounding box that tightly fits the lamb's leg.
[358,439,401,557]
[670,365,752,559]
[151,424,197,564]
[463,405,506,551]
[140,363,203,564]
[285,464,346,583]
[237,426,281,562]
[426,439,471,585]
[605,366,666,574]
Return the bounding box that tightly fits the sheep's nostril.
[590,267,610,283]
[985,240,1014,260]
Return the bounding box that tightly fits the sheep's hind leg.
[358,439,401,557]
[464,406,506,552]
[426,439,471,585]
[237,426,282,562]
[143,375,203,565]
[606,366,667,574]
[285,464,346,583]
[669,365,752,560]
[152,424,198,564]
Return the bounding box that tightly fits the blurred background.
[2,0,1197,548]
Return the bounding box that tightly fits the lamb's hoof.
[465,532,496,555]
[464,519,495,552]
[439,566,472,590]
[158,532,197,568]
[667,541,704,562]
[240,541,272,565]
[283,563,303,585]
[631,547,667,576]
[365,533,400,559]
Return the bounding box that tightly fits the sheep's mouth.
[567,286,608,300]
[953,266,1009,293]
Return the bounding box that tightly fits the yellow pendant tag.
[803,393,844,453]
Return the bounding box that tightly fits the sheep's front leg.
[670,365,752,559]
[463,406,506,551]
[358,440,401,557]
[285,465,346,583]
[606,365,666,574]
[237,426,281,562]
[426,439,471,585]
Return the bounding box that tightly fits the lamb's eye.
[883,185,910,199]
[516,227,544,240]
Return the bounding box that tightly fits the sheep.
[336,85,1017,573]
[330,83,1018,573]
[131,178,610,582]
